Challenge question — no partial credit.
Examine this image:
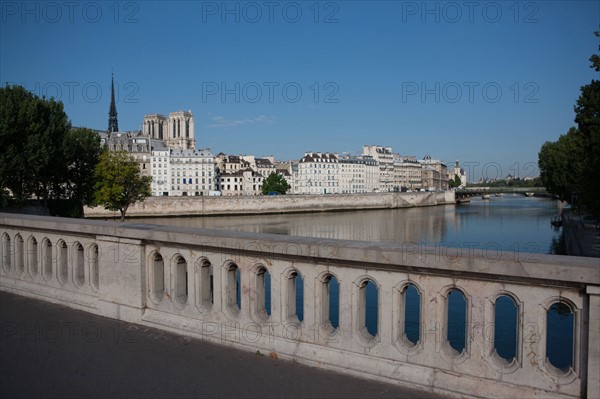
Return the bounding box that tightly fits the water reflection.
[135,194,563,254]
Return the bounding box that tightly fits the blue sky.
[1,1,598,181]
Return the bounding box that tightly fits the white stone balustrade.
[1,213,599,399]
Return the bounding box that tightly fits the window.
[321,274,339,329]
[547,302,575,372]
[494,295,518,363]
[256,267,271,320]
[1,233,10,270]
[447,289,467,354]
[42,238,52,279]
[227,263,241,313]
[359,279,378,338]
[27,236,38,276]
[152,253,164,301]
[175,256,188,305]
[198,259,213,307]
[74,242,85,286]
[401,283,421,345]
[287,270,304,322]
[90,244,99,289]
[58,240,68,283]
[15,234,24,274]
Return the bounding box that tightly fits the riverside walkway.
[0,291,447,399]
[563,211,600,258]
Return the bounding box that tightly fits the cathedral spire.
[108,72,119,133]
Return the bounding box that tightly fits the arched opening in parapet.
[14,234,24,275]
[546,302,575,372]
[402,283,421,346]
[175,256,188,305]
[226,263,241,313]
[446,289,467,354]
[89,244,99,289]
[255,266,271,320]
[27,236,38,277]
[152,253,165,301]
[74,242,85,286]
[286,270,304,323]
[42,238,52,280]
[58,240,68,284]
[494,295,518,363]
[321,274,339,329]
[358,278,378,339]
[2,233,11,271]
[197,258,213,308]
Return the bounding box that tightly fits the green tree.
[0,85,71,205]
[538,32,600,215]
[538,127,584,201]
[261,172,291,195]
[573,64,600,213]
[63,128,103,211]
[93,151,151,221]
[449,174,462,188]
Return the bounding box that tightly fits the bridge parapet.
[1,213,598,398]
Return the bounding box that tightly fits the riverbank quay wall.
[1,213,599,399]
[562,211,600,258]
[84,191,455,218]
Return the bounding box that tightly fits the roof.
[300,152,339,163]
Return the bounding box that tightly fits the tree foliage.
[0,85,102,213]
[0,85,71,203]
[538,32,600,215]
[449,174,462,188]
[63,128,103,206]
[538,127,583,201]
[93,151,151,221]
[261,172,291,195]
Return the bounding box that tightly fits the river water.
[133,194,571,369]
[135,193,564,255]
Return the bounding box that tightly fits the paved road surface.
[0,291,447,399]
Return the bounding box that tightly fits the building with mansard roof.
[338,154,379,193]
[296,152,340,194]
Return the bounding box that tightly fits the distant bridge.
[455,187,549,201]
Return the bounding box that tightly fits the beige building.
[150,147,215,197]
[419,155,448,190]
[296,152,340,194]
[394,154,422,191]
[218,169,263,196]
[241,155,276,178]
[447,160,467,188]
[362,145,394,192]
[143,110,196,150]
[215,154,251,176]
[338,155,379,193]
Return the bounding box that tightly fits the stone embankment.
[562,210,600,258]
[85,191,455,218]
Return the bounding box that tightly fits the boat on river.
[551,216,562,227]
[482,194,490,200]
[525,192,535,197]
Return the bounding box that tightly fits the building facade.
[296,152,340,194]
[362,145,394,192]
[217,169,263,196]
[150,147,215,196]
[143,111,196,150]
[338,155,379,193]
[419,155,448,190]
[394,155,422,191]
[447,160,467,188]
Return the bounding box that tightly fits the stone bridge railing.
[1,213,598,398]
